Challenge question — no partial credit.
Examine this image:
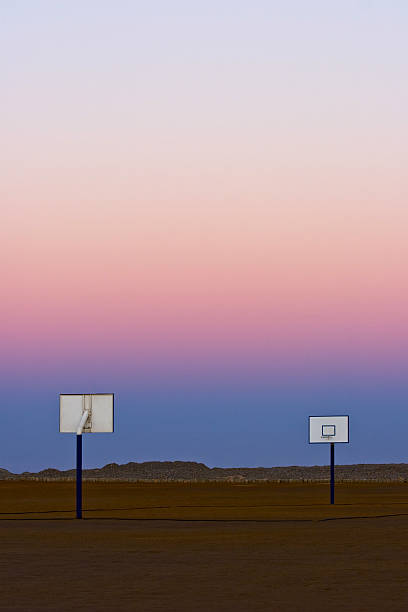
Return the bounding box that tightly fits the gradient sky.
[1,1,408,472]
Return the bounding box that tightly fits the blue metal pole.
[330,442,335,505]
[76,434,83,519]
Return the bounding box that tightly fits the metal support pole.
[330,442,335,505]
[76,434,83,519]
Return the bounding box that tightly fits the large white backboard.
[60,394,114,433]
[309,415,349,444]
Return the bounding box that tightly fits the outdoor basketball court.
[1,481,408,611]
[1,402,406,610]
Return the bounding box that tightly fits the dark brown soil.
[1,481,408,611]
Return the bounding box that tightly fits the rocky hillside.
[2,461,408,482]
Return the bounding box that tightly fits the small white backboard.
[309,415,349,444]
[60,394,114,433]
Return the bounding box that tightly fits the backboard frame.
[59,393,115,434]
[308,415,349,444]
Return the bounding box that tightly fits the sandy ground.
[1,481,408,611]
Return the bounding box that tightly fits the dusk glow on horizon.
[1,1,408,471]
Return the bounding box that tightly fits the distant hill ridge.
[2,461,408,482]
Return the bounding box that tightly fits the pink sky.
[1,1,408,382]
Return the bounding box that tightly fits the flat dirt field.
[1,481,408,611]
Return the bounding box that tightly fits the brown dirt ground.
[1,481,408,611]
